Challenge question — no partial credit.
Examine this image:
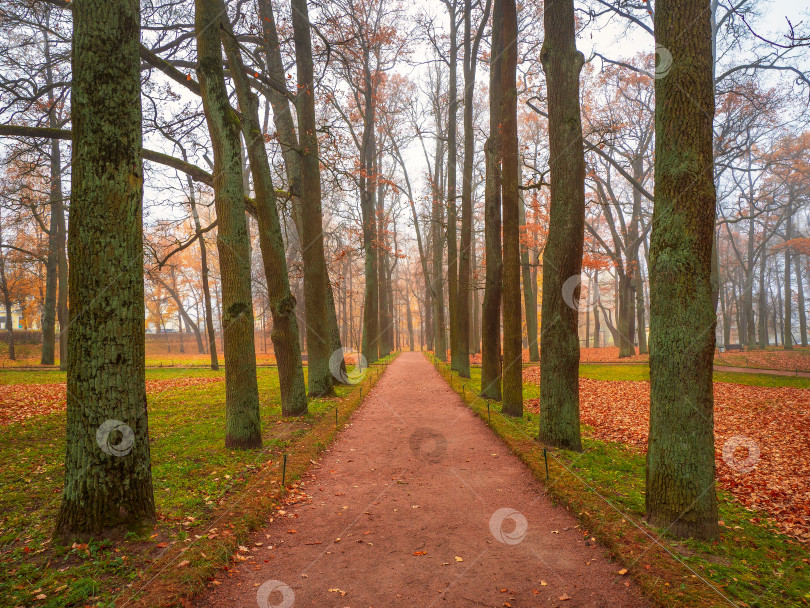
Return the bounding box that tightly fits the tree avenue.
[0,0,807,569]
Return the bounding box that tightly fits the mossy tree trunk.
[537,0,585,449]
[291,0,336,396]
[480,0,503,400]
[195,0,262,448]
[54,0,156,538]
[220,13,308,415]
[646,0,719,540]
[258,0,346,382]
[499,0,522,417]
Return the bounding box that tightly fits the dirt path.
[195,352,650,608]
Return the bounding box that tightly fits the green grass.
[435,360,809,608]
[580,363,810,388]
[0,360,392,608]
[0,367,227,385]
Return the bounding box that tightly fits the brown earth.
[194,352,650,608]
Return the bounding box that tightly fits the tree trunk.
[618,271,636,357]
[758,244,768,349]
[519,195,539,361]
[797,254,807,347]
[196,0,262,448]
[537,0,584,447]
[41,21,61,366]
[406,286,415,351]
[500,0,522,417]
[446,0,460,374]
[54,0,156,538]
[220,12,308,415]
[457,0,488,377]
[785,192,794,350]
[291,0,336,395]
[594,272,601,347]
[377,173,391,357]
[431,112,447,362]
[646,0,719,539]
[189,182,219,369]
[480,0,503,399]
[360,134,379,364]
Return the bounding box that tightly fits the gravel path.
[194,351,650,608]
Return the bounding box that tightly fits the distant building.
[0,304,32,331]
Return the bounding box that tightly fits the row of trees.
[0,0,807,543]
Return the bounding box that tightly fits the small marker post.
[487,401,491,424]
[543,447,549,481]
[282,453,288,487]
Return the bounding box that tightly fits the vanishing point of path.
[195,352,650,608]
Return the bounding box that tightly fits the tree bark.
[499,0,522,417]
[54,0,156,538]
[221,11,308,415]
[537,0,584,447]
[480,0,503,400]
[196,0,262,448]
[646,0,719,539]
[291,0,336,395]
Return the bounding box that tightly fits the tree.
[480,0,503,400]
[537,0,585,450]
[195,0,262,448]
[499,0,522,417]
[457,0,491,378]
[220,8,308,416]
[291,0,336,396]
[646,0,719,539]
[54,0,155,537]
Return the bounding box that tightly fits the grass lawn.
[433,359,810,608]
[0,357,393,608]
